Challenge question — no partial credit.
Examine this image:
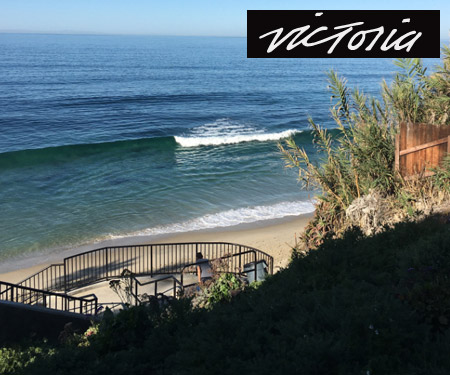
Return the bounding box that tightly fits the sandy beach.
[0,212,313,284]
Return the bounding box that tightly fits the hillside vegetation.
[279,45,450,248]
[2,215,450,375]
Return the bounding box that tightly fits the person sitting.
[196,252,212,285]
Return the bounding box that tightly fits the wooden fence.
[395,122,450,179]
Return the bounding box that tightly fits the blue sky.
[0,0,449,39]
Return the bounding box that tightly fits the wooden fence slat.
[395,134,400,171]
[399,137,449,156]
[396,122,450,179]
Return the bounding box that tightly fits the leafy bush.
[8,215,449,375]
[431,154,450,192]
[194,273,244,309]
[0,345,54,375]
[279,70,397,248]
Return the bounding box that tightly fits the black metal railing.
[62,242,273,292]
[180,249,262,287]
[130,275,183,304]
[18,263,65,292]
[9,242,273,314]
[0,281,98,315]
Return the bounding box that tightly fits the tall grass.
[279,45,450,249]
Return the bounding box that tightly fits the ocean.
[0,33,443,264]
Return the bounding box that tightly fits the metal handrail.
[0,281,98,315]
[131,275,183,304]
[179,249,259,287]
[18,263,65,292]
[62,242,273,292]
[2,242,273,314]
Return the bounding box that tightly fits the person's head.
[196,252,203,260]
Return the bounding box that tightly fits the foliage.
[74,324,100,348]
[280,44,450,248]
[424,45,450,124]
[194,273,244,309]
[0,345,54,375]
[279,70,397,248]
[382,58,428,124]
[109,269,134,306]
[9,215,450,375]
[431,154,450,192]
[382,47,450,125]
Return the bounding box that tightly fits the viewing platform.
[0,242,273,316]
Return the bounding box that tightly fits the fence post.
[447,136,450,154]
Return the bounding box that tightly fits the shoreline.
[0,211,314,284]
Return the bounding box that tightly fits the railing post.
[239,245,242,273]
[105,248,109,279]
[80,300,83,314]
[135,279,139,306]
[64,261,68,293]
[254,251,257,282]
[150,245,153,277]
[173,279,176,298]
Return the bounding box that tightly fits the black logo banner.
[247,10,440,58]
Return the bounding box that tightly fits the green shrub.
[12,215,450,375]
[280,45,450,248]
[202,273,243,309]
[431,154,450,192]
[0,345,54,375]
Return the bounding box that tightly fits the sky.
[0,0,449,39]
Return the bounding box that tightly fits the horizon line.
[1,31,449,42]
[0,30,246,38]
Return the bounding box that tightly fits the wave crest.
[175,129,300,147]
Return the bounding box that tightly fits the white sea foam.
[109,200,315,240]
[174,118,300,147]
[175,129,299,147]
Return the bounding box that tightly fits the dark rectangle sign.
[247,10,440,58]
